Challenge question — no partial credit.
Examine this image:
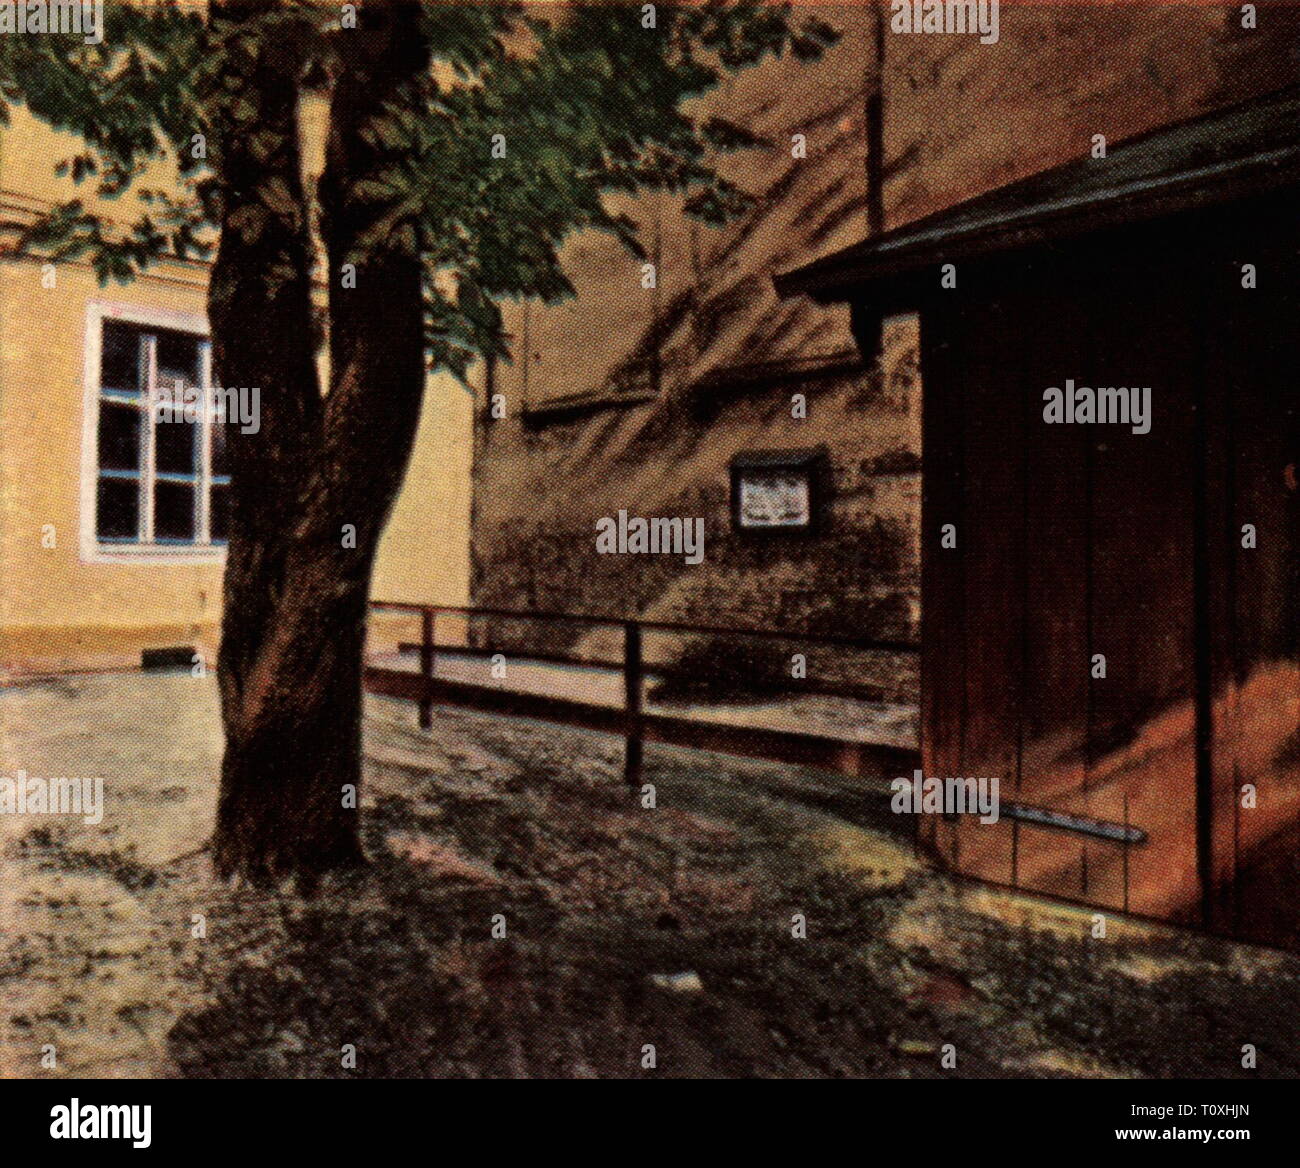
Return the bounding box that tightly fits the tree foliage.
[8,0,837,376]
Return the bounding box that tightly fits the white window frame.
[80,301,228,564]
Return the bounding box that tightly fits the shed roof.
[774,84,1300,303]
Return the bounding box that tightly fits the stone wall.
[469,3,1300,701]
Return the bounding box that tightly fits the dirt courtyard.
[1,671,1298,1079]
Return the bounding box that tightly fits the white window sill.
[84,544,228,566]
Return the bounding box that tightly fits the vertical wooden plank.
[1199,267,1237,936]
[918,300,965,861]
[950,292,1022,885]
[1085,277,1201,922]
[1014,283,1092,903]
[1218,244,1300,948]
[1216,291,1252,936]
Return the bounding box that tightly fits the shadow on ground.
[3,674,1298,1078]
[168,698,1300,1079]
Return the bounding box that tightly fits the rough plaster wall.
[471,3,1300,677]
[474,317,922,697]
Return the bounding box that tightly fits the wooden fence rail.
[392,640,914,705]
[370,599,920,653]
[365,600,921,788]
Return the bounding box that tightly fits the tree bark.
[207,0,430,887]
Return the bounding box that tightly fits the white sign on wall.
[737,471,812,528]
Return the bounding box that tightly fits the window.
[90,314,229,555]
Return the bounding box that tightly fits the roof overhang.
[775,84,1300,306]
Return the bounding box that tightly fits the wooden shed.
[776,85,1300,949]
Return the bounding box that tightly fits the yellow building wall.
[0,259,223,663]
[0,108,472,671]
[372,375,474,609]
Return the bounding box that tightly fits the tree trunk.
[213,560,369,887]
[206,0,430,887]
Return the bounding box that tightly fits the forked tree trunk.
[207,0,429,887]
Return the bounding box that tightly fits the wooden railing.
[388,603,920,703]
[364,600,921,788]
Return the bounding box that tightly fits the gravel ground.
[1,671,1297,1079]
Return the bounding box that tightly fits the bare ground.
[1,672,1298,1079]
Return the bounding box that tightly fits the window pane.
[155,415,198,475]
[97,478,139,540]
[98,402,141,471]
[154,481,196,542]
[101,321,142,394]
[210,416,230,476]
[155,328,201,391]
[210,483,230,542]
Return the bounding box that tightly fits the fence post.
[419,608,435,730]
[623,620,643,787]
